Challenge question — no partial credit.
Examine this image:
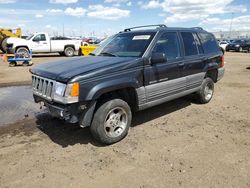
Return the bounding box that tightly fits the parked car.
[6,32,82,57]
[219,41,230,50]
[226,39,250,52]
[30,25,225,144]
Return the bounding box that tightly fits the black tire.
[90,99,132,145]
[1,37,9,53]
[22,61,29,66]
[9,61,16,67]
[64,47,74,57]
[16,47,29,58]
[196,77,214,104]
[0,38,5,53]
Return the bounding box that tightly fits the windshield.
[91,32,156,57]
[26,34,34,40]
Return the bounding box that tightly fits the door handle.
[43,42,47,44]
[178,62,185,67]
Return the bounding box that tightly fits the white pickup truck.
[6,32,83,57]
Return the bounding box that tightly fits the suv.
[226,39,250,52]
[30,25,225,144]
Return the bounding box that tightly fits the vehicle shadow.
[36,96,193,148]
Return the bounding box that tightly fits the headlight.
[53,82,79,104]
[235,44,240,47]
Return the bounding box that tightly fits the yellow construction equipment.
[0,27,22,53]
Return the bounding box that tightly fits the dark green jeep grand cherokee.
[30,25,225,144]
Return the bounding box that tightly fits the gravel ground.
[0,52,249,188]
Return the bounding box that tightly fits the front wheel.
[64,47,74,57]
[196,77,214,104]
[16,47,29,58]
[90,99,132,145]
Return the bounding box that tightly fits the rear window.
[198,33,219,54]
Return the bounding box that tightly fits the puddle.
[0,86,45,126]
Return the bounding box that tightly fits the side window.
[33,34,46,42]
[181,32,198,56]
[152,32,180,61]
[198,33,219,53]
[193,33,203,54]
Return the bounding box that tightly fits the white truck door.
[31,34,50,53]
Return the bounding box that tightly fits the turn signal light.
[71,82,79,97]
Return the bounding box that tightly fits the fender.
[203,61,219,72]
[84,77,140,101]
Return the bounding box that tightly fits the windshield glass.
[92,32,156,57]
[26,34,34,40]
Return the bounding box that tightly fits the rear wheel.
[90,99,132,144]
[64,47,74,57]
[196,77,214,104]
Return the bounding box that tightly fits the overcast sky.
[0,0,249,37]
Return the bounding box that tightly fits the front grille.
[32,75,55,100]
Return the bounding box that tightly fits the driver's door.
[144,32,186,103]
[31,34,50,52]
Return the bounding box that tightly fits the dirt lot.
[0,52,250,188]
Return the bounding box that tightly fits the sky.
[0,0,250,37]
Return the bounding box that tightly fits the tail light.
[219,55,224,68]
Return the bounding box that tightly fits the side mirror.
[151,52,166,64]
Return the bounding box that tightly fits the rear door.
[180,32,205,90]
[144,31,185,103]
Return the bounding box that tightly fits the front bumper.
[217,67,225,81]
[34,94,96,127]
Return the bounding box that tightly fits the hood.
[7,37,27,44]
[30,56,142,83]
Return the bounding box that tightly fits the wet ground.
[0,86,43,126]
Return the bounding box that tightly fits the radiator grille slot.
[32,75,55,100]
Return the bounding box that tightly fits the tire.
[196,77,214,104]
[90,99,132,145]
[0,38,5,53]
[16,47,29,58]
[9,61,16,67]
[1,37,9,53]
[64,47,74,57]
[22,61,29,66]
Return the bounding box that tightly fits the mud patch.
[0,86,42,126]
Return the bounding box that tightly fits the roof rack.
[124,24,167,32]
[191,27,204,30]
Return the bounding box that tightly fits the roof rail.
[124,24,167,32]
[191,27,204,30]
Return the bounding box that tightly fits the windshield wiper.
[99,52,117,57]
